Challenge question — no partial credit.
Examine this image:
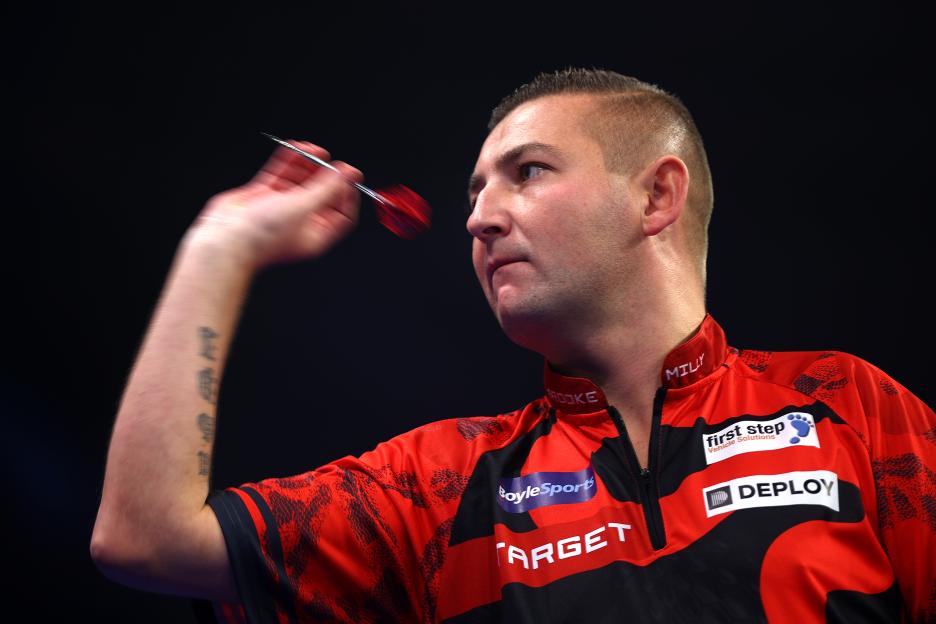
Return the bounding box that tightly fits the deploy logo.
[705,485,733,511]
[497,466,597,513]
[702,470,839,517]
[702,412,819,465]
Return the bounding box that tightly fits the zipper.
[607,387,667,550]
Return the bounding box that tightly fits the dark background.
[4,2,932,621]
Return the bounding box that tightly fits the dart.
[261,132,431,239]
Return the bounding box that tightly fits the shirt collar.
[542,313,729,415]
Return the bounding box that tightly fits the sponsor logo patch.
[496,520,632,570]
[705,485,733,511]
[702,412,819,465]
[497,466,597,513]
[702,470,839,517]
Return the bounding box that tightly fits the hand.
[187,141,363,272]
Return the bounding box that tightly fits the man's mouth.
[487,257,526,282]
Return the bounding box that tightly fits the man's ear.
[639,155,690,237]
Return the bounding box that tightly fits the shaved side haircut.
[488,68,714,284]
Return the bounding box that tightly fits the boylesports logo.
[497,466,597,513]
[702,470,839,517]
[702,411,819,465]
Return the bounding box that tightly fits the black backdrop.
[4,2,932,621]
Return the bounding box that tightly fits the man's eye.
[519,163,546,180]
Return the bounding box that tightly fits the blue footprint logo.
[787,413,815,444]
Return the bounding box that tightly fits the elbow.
[90,513,195,596]
[90,523,123,572]
[90,533,163,592]
[90,514,115,570]
[90,524,125,583]
[90,535,127,585]
[89,515,153,588]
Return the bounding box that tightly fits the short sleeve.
[194,429,465,624]
[842,355,936,622]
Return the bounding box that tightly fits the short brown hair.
[489,68,714,282]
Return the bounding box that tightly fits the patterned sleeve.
[192,422,468,624]
[842,354,936,622]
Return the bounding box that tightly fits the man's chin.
[494,305,555,353]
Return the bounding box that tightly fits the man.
[91,69,936,622]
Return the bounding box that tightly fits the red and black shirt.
[200,314,936,623]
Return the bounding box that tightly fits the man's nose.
[466,186,510,241]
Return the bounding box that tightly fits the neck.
[543,296,706,417]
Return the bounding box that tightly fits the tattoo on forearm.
[198,367,218,404]
[197,412,215,443]
[196,327,218,478]
[199,326,218,361]
[198,451,211,476]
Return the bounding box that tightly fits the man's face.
[467,94,641,348]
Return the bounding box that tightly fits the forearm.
[92,227,256,561]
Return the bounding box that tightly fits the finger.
[296,160,362,188]
[251,141,331,190]
[287,141,336,181]
[332,162,363,223]
[256,143,330,190]
[302,160,362,220]
[278,162,352,220]
[333,161,364,185]
[269,142,347,190]
[298,176,362,254]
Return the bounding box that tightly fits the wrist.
[179,220,262,277]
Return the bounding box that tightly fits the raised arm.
[90,142,363,602]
